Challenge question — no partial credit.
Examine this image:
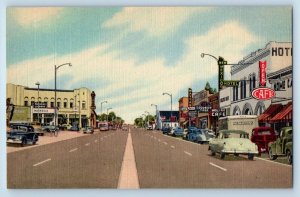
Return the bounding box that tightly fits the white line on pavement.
[69,148,78,152]
[209,162,227,172]
[184,151,192,156]
[95,140,98,143]
[85,143,90,146]
[163,142,168,145]
[118,131,139,188]
[158,139,161,142]
[33,158,52,167]
[171,145,175,149]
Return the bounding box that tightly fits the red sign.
[259,61,267,86]
[251,87,275,100]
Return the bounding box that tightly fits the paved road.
[130,127,292,188]
[7,127,292,188]
[7,130,128,188]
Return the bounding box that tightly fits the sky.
[6,7,292,123]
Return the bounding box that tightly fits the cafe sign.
[251,87,275,100]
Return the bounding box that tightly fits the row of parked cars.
[161,125,293,164]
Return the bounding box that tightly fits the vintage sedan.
[208,130,258,160]
[172,127,184,137]
[7,124,39,146]
[186,128,214,144]
[83,126,94,134]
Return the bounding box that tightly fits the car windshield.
[257,130,272,135]
[223,132,249,139]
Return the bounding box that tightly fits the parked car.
[41,124,59,132]
[147,125,153,130]
[268,127,293,164]
[122,125,128,131]
[251,127,277,155]
[7,124,39,146]
[69,125,80,131]
[172,127,184,137]
[208,129,258,160]
[186,128,212,144]
[83,126,94,134]
[60,124,72,130]
[162,126,171,135]
[99,121,109,131]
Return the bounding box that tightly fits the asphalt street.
[7,127,293,188]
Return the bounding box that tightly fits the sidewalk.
[7,130,90,154]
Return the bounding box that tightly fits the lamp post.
[145,111,150,128]
[142,113,146,128]
[151,104,158,129]
[101,101,108,119]
[163,92,172,125]
[35,82,40,124]
[107,107,112,122]
[54,63,72,128]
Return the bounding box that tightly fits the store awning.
[269,102,292,123]
[258,104,283,122]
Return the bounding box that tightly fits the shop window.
[24,101,28,106]
[57,102,61,108]
[282,80,286,90]
[44,102,48,107]
[82,102,86,110]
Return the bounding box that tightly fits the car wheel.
[220,153,225,159]
[286,150,292,165]
[268,148,277,160]
[21,139,27,147]
[210,149,216,156]
[248,154,254,160]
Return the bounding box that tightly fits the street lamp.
[145,111,150,127]
[54,63,72,128]
[35,82,40,124]
[162,92,172,124]
[101,101,108,116]
[151,104,158,129]
[107,107,112,122]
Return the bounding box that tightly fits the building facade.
[6,83,97,128]
[178,97,188,128]
[156,110,179,130]
[230,41,292,117]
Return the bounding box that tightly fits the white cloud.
[7,20,258,123]
[11,7,64,28]
[103,7,211,37]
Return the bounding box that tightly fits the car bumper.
[7,139,22,144]
[221,150,259,154]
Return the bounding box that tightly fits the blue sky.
[6,7,292,123]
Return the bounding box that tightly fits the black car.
[162,126,171,135]
[7,124,39,146]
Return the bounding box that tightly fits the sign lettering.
[251,87,275,100]
[259,61,267,86]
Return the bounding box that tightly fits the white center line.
[171,145,175,149]
[94,140,98,143]
[158,139,161,142]
[69,148,78,152]
[85,143,90,146]
[209,162,227,172]
[163,142,168,145]
[33,158,51,167]
[184,151,192,156]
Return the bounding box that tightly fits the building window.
[44,102,48,107]
[31,101,35,106]
[240,81,243,99]
[64,102,67,108]
[249,75,252,92]
[252,74,256,89]
[282,80,286,90]
[24,101,28,106]
[57,102,61,108]
[51,102,54,108]
[82,102,86,110]
[70,102,73,108]
[243,80,246,98]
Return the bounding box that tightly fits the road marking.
[209,162,227,172]
[33,158,51,167]
[163,142,168,145]
[254,157,293,168]
[171,145,175,149]
[85,143,90,146]
[184,151,192,156]
[94,140,98,143]
[69,148,78,152]
[118,131,139,188]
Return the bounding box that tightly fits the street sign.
[188,106,195,110]
[189,111,197,117]
[251,87,275,100]
[188,88,192,107]
[33,102,47,108]
[259,61,267,86]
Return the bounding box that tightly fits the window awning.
[258,104,283,123]
[269,102,292,123]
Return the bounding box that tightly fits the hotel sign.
[218,57,239,89]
